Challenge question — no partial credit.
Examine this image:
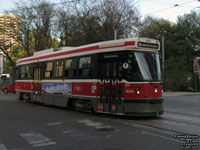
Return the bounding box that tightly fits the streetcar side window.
[34,68,41,80]
[26,65,33,79]
[45,62,53,78]
[19,65,33,79]
[19,66,26,79]
[65,58,77,78]
[78,56,92,77]
[54,60,64,77]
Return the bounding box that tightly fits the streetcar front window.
[126,52,161,82]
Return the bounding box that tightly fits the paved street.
[0,92,199,150]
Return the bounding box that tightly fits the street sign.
[193,59,198,73]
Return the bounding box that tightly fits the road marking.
[78,119,113,131]
[47,122,62,126]
[142,131,182,143]
[63,130,72,134]
[105,135,112,138]
[0,144,8,150]
[20,132,56,147]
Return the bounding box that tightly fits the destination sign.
[137,42,159,49]
[104,55,119,59]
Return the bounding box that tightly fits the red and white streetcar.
[16,37,163,116]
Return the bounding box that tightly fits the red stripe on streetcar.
[18,40,135,64]
[19,45,99,64]
[125,41,135,46]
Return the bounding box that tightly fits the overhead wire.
[139,0,173,6]
[148,0,197,15]
[140,0,197,8]
[165,5,200,19]
[0,0,75,14]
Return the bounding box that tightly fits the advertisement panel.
[43,82,71,95]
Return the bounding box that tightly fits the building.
[0,14,19,54]
[0,14,20,74]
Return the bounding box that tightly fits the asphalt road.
[0,92,199,150]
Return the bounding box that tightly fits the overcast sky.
[0,0,200,23]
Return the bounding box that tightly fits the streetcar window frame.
[26,65,33,79]
[18,65,33,79]
[19,65,26,79]
[53,59,64,78]
[44,61,53,78]
[78,56,93,78]
[65,57,78,78]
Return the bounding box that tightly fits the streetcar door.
[32,67,42,101]
[99,60,122,113]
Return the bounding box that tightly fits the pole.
[114,30,117,40]
[162,36,165,72]
[195,73,197,92]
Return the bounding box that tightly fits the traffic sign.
[193,59,198,72]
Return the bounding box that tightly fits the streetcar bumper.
[123,98,164,117]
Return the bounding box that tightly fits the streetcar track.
[161,114,200,127]
[100,115,189,139]
[96,112,200,144]
[117,118,187,143]
[165,110,200,118]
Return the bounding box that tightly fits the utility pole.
[114,30,117,40]
[162,36,165,72]
[193,59,199,92]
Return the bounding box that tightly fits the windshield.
[126,52,161,82]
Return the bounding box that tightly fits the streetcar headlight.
[155,88,158,93]
[136,88,140,95]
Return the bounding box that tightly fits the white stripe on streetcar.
[20,133,56,147]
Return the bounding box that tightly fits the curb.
[163,92,200,97]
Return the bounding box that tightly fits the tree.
[139,12,200,91]
[139,16,177,60]
[56,0,141,46]
[98,0,141,40]
[176,11,200,70]
[12,0,58,53]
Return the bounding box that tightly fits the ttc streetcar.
[16,37,163,116]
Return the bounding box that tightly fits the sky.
[138,0,200,22]
[0,0,200,23]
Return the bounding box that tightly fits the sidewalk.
[163,92,200,97]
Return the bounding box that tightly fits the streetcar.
[15,37,163,116]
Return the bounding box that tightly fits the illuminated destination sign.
[137,42,159,49]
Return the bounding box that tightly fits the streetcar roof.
[16,37,160,66]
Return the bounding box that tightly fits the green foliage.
[164,56,191,91]
[140,12,200,91]
[186,87,194,92]
[56,0,141,46]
